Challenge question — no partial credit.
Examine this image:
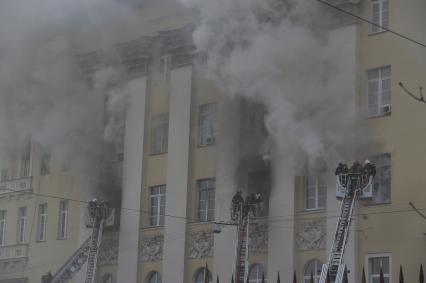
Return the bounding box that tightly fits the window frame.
[303,259,323,283]
[304,176,327,211]
[150,113,169,155]
[366,66,391,118]
[198,103,217,147]
[370,0,389,34]
[37,203,48,242]
[196,178,216,222]
[58,200,69,240]
[17,207,27,243]
[0,210,6,246]
[365,253,392,283]
[149,185,166,227]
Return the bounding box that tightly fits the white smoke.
[182,0,374,171]
[0,0,138,195]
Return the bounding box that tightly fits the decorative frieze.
[296,217,326,251]
[188,231,214,259]
[140,234,164,262]
[98,232,119,266]
[249,223,268,255]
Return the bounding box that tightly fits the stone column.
[212,97,241,280]
[116,77,148,283]
[267,158,295,282]
[162,65,193,283]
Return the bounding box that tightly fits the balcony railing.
[0,244,28,260]
[0,176,32,195]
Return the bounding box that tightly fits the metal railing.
[0,244,28,260]
[0,176,32,195]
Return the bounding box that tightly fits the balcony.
[0,177,32,195]
[0,244,28,261]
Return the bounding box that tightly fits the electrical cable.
[316,0,426,49]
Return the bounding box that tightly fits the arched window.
[304,260,323,283]
[102,273,114,283]
[194,267,212,283]
[249,264,265,283]
[147,271,161,283]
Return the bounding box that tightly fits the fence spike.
[277,272,281,283]
[399,265,404,283]
[310,270,314,283]
[380,267,385,283]
[217,275,219,283]
[420,264,424,283]
[362,267,366,283]
[293,270,297,283]
[262,272,265,283]
[231,275,234,283]
[205,262,210,283]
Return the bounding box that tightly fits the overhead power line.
[317,0,426,49]
[4,186,426,225]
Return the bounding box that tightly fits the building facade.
[0,0,426,282]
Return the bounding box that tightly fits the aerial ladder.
[42,199,109,283]
[319,161,376,283]
[230,192,262,283]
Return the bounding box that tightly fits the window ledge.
[141,225,164,231]
[366,113,391,119]
[149,152,168,157]
[368,30,388,36]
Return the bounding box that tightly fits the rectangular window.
[41,149,51,175]
[305,176,327,210]
[37,203,48,241]
[20,143,31,177]
[367,66,391,117]
[197,178,216,222]
[150,113,169,155]
[58,200,69,239]
[198,103,217,147]
[149,185,166,226]
[17,207,27,243]
[0,210,6,245]
[370,0,389,33]
[371,153,391,204]
[367,254,391,283]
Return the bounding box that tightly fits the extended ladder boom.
[45,199,108,283]
[319,161,376,283]
[234,217,249,283]
[49,237,91,283]
[319,190,357,283]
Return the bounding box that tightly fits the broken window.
[150,113,169,155]
[198,103,217,147]
[20,142,31,177]
[40,149,51,175]
[370,153,391,204]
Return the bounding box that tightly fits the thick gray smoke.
[182,0,374,171]
[0,0,137,196]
